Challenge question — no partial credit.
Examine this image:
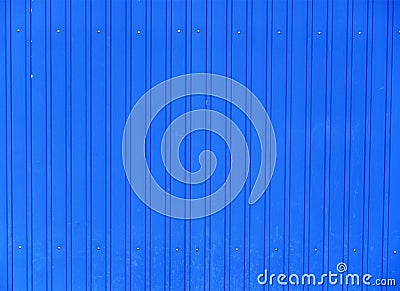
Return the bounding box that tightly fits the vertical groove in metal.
[26,0,33,289]
[245,0,251,289]
[286,0,293,278]
[389,0,400,283]
[165,1,171,289]
[386,0,396,282]
[324,0,332,276]
[266,0,272,284]
[105,0,111,288]
[85,0,91,287]
[126,0,132,288]
[0,1,8,291]
[365,0,373,278]
[66,0,72,288]
[383,0,394,281]
[344,0,353,268]
[305,0,311,276]
[4,0,10,287]
[127,0,132,289]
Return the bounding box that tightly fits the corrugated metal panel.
[1,0,399,290]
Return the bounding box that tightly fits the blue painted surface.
[0,0,399,290]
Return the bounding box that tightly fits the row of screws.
[15,245,399,255]
[15,28,400,35]
[15,28,102,34]
[17,245,102,250]
[134,29,400,36]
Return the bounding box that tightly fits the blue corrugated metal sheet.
[1,0,399,290]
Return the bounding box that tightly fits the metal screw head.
[274,248,278,252]
[56,29,60,33]
[97,246,101,250]
[136,247,140,251]
[317,31,322,35]
[196,29,200,33]
[237,31,241,35]
[277,31,281,35]
[314,248,318,252]
[97,30,101,34]
[16,28,21,32]
[353,248,357,252]
[177,29,181,33]
[57,246,61,250]
[18,245,22,249]
[235,248,239,252]
[137,30,141,34]
[195,248,199,252]
[175,248,179,252]
[358,31,362,35]
[394,250,397,255]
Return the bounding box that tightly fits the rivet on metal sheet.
[175,248,179,252]
[57,246,61,250]
[353,248,357,252]
[358,31,362,35]
[97,30,101,34]
[97,246,101,250]
[18,246,22,249]
[235,248,239,252]
[195,248,199,252]
[136,247,140,250]
[314,248,318,252]
[277,31,281,35]
[17,28,21,32]
[56,29,60,33]
[30,74,33,78]
[274,248,278,252]
[237,31,241,35]
[177,29,181,33]
[197,29,200,33]
[137,30,141,35]
[317,31,322,35]
[394,250,397,255]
